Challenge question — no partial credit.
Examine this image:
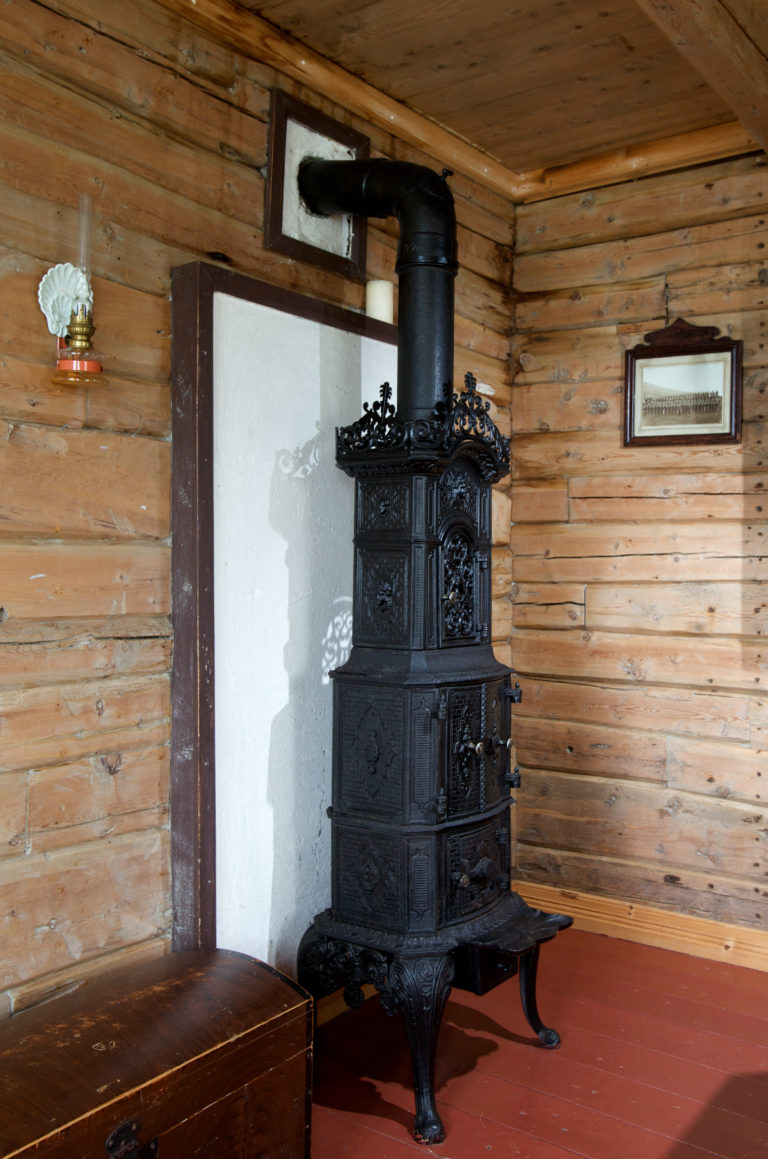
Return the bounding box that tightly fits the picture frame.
[264,90,370,282]
[624,317,742,446]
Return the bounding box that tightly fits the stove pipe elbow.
[298,158,458,421]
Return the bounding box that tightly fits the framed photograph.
[624,317,742,446]
[264,90,370,281]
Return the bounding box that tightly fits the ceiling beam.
[633,0,768,151]
[514,120,757,202]
[157,0,761,202]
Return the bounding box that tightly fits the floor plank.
[310,931,768,1158]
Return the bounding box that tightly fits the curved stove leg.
[519,944,561,1048]
[380,953,454,1144]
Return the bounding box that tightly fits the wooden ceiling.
[245,0,767,171]
[161,0,768,198]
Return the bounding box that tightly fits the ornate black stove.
[297,158,571,1144]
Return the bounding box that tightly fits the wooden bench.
[0,949,312,1158]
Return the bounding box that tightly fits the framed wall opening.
[170,262,396,968]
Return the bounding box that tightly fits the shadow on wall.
[262,327,395,976]
[266,416,349,977]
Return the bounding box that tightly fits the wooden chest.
[0,949,311,1158]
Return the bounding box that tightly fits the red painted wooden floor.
[309,929,768,1158]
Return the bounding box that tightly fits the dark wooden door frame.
[170,261,396,950]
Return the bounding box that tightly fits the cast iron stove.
[296,158,571,1144]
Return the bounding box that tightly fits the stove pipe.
[298,158,458,422]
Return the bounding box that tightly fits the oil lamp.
[37,193,103,385]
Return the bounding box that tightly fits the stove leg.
[381,953,454,1144]
[519,944,560,1048]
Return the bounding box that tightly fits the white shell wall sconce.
[37,194,103,385]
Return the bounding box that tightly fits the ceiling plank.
[634,0,768,151]
[156,0,761,202]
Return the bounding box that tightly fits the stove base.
[298,892,572,1144]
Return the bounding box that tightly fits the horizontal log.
[667,735,765,805]
[513,322,623,385]
[514,212,768,294]
[511,603,585,631]
[0,350,170,438]
[510,380,622,435]
[513,309,767,386]
[516,770,767,879]
[510,628,765,691]
[511,582,585,630]
[0,829,170,988]
[455,265,511,334]
[455,348,509,398]
[0,354,86,429]
[0,420,170,540]
[0,543,169,622]
[0,181,190,302]
[511,481,569,523]
[511,520,762,583]
[0,0,264,161]
[453,313,510,366]
[0,51,265,228]
[0,617,171,646]
[514,870,768,948]
[511,677,751,743]
[667,259,768,318]
[28,745,169,853]
[0,636,171,692]
[84,376,171,439]
[513,717,667,783]
[513,712,762,804]
[510,428,762,483]
[571,471,763,498]
[0,675,170,775]
[515,278,666,332]
[456,224,514,288]
[573,490,765,522]
[516,155,768,254]
[448,179,515,247]
[586,581,767,636]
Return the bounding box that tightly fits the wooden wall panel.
[510,155,767,931]
[0,0,515,1009]
[0,830,170,991]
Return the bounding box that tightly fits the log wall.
[2,0,764,1011]
[508,155,768,932]
[0,0,514,1011]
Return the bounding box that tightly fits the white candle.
[365,280,394,324]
